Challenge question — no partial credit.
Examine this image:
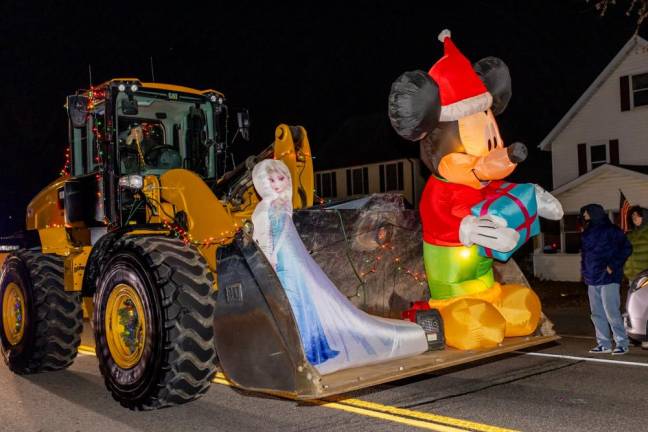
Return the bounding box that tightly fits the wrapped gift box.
[471,182,540,261]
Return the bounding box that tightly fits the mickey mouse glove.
[459,215,520,252]
[534,184,564,220]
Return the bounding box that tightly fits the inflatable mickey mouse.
[389,30,563,350]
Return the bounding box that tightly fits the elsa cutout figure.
[252,159,428,375]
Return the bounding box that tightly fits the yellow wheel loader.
[0,78,557,410]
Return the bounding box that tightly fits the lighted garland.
[313,193,331,207]
[59,86,107,176]
[59,146,71,177]
[162,220,239,247]
[87,86,106,111]
[275,148,312,160]
[359,242,427,285]
[310,193,426,284]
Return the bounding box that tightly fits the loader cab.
[113,83,221,178]
[66,79,227,228]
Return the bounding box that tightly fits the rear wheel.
[0,249,83,373]
[93,236,217,410]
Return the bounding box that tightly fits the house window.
[541,219,560,254]
[590,144,607,170]
[563,214,581,254]
[380,161,404,192]
[345,167,368,195]
[316,172,337,198]
[632,72,648,108]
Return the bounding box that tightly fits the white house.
[315,158,425,208]
[534,35,648,281]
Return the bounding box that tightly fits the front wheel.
[0,249,82,373]
[93,236,218,410]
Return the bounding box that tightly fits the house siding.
[534,253,582,282]
[555,169,648,212]
[551,44,648,188]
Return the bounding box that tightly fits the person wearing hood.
[623,206,648,350]
[580,203,633,355]
[624,206,648,281]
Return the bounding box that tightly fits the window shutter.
[379,164,385,192]
[578,143,587,175]
[620,75,630,111]
[331,172,337,197]
[321,173,331,197]
[362,167,369,194]
[346,169,352,196]
[609,139,619,165]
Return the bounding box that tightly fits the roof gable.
[551,163,648,195]
[539,36,648,151]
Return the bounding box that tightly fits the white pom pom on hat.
[437,29,451,43]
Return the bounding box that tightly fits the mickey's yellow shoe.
[494,284,541,337]
[428,282,541,349]
[429,284,506,350]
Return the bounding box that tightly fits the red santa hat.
[428,30,492,122]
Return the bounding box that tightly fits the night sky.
[0,1,644,235]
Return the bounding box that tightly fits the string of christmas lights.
[359,242,427,285]
[308,193,425,284]
[59,146,71,177]
[162,220,239,247]
[87,86,106,111]
[313,193,330,207]
[275,149,312,160]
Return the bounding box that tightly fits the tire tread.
[7,249,82,373]
[98,236,217,410]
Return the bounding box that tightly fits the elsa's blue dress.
[271,209,339,365]
[266,204,428,375]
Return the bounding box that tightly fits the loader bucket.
[213,194,557,400]
[214,232,322,397]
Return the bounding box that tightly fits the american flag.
[619,189,631,233]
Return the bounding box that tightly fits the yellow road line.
[212,376,466,432]
[213,372,516,432]
[325,396,518,432]
[79,346,514,432]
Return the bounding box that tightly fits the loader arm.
[219,124,314,223]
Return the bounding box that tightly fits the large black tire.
[93,236,218,410]
[0,249,83,373]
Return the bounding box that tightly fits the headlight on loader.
[119,175,143,190]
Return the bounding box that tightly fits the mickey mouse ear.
[474,57,512,116]
[388,70,441,141]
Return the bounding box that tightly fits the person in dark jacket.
[580,204,633,355]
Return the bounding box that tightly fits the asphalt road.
[1,309,647,432]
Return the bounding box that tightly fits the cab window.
[71,112,104,176]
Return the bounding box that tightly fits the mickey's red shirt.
[419,176,504,246]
